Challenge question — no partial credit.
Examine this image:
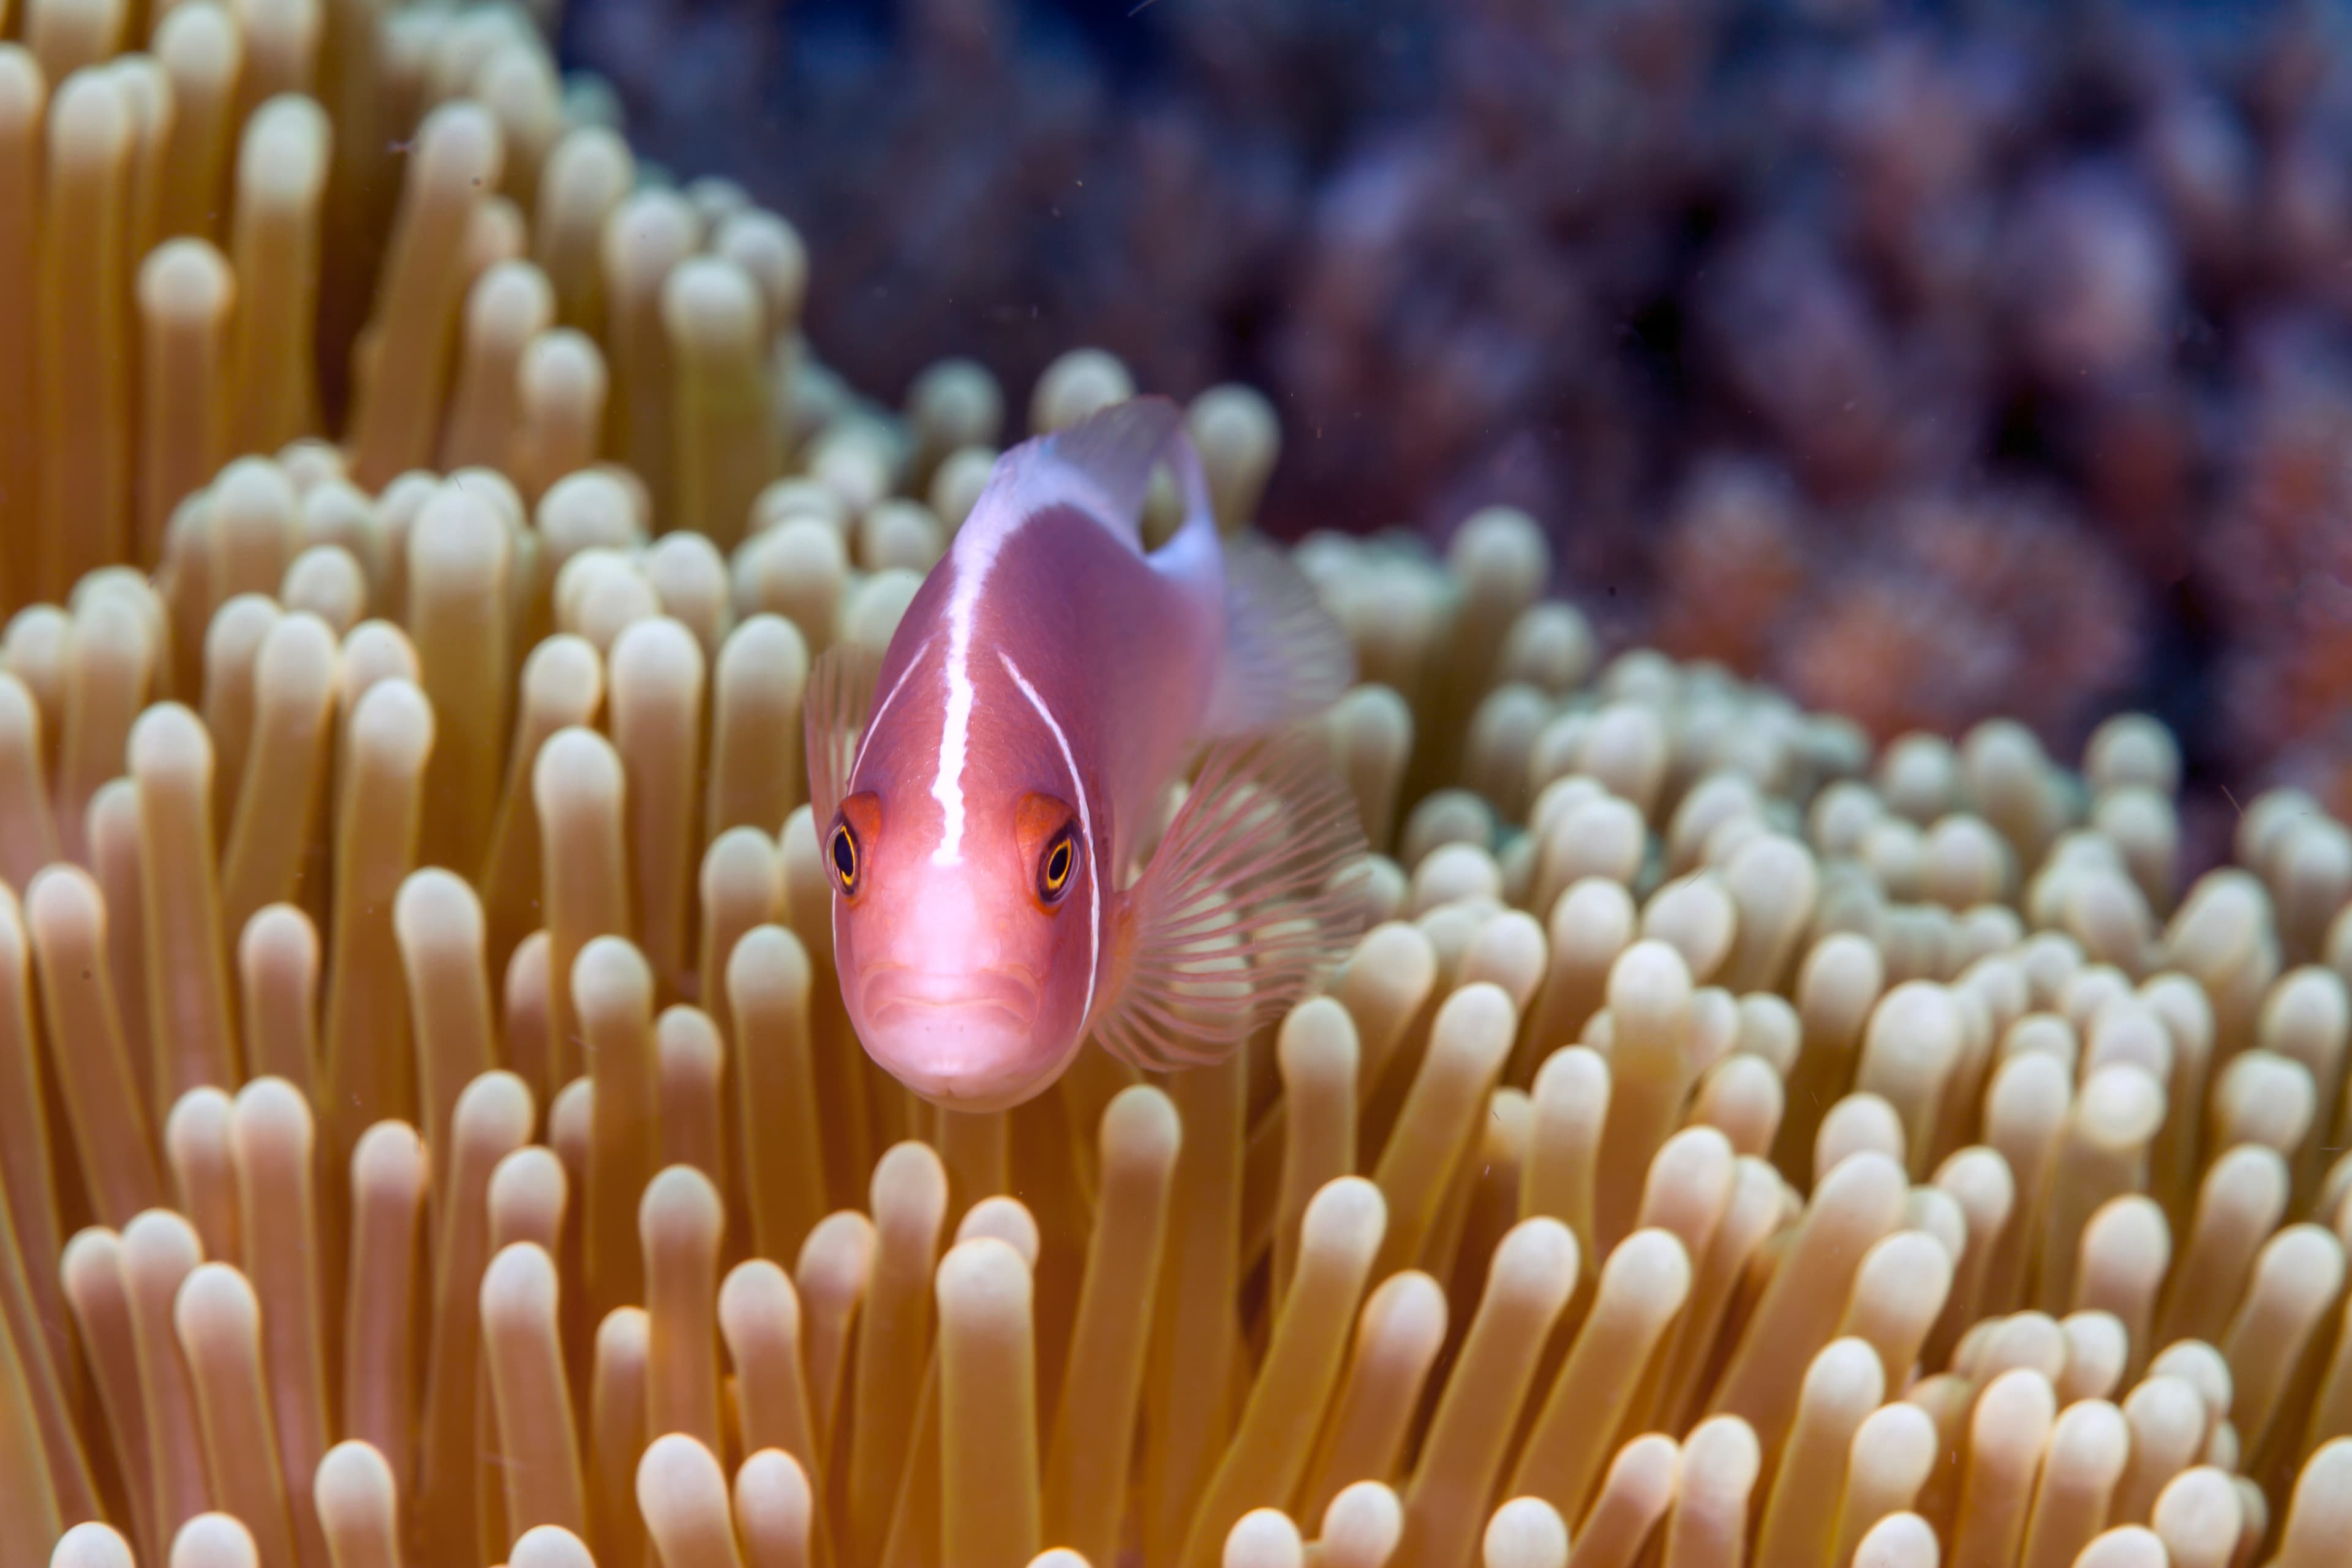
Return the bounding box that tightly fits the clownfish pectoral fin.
[1089,732,1371,1073]
[804,641,882,831]
[1200,531,1355,738]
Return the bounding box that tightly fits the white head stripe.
[852,635,932,785]
[998,649,1100,1030]
[930,437,1153,870]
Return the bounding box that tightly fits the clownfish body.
[805,396,1366,1110]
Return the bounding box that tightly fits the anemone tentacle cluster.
[6,4,2352,1568]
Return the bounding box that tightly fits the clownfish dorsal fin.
[1088,732,1370,1072]
[1033,395,1191,542]
[1027,398,1357,737]
[804,641,883,831]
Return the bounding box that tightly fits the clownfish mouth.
[854,964,1057,1109]
[859,964,1041,1027]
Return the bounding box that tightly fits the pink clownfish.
[805,396,1368,1111]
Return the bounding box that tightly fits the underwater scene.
[3,2,2352,1568]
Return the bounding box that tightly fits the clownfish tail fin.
[1200,530,1355,737]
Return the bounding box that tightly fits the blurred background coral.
[561,0,2352,837]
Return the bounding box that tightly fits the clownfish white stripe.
[854,635,932,781]
[930,511,1017,865]
[928,442,1126,868]
[998,647,1101,1030]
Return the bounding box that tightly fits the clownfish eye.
[829,821,859,892]
[1038,830,1078,904]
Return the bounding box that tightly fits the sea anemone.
[5,7,2352,1568]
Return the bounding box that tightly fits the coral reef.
[20,398,2352,1567]
[568,0,2352,813]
